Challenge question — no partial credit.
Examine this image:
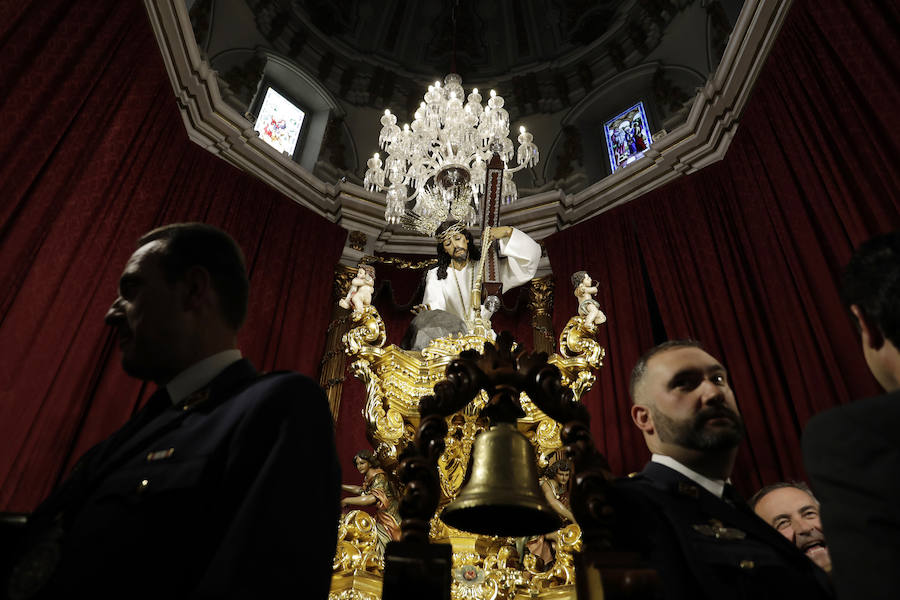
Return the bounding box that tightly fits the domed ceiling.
[152,0,786,256]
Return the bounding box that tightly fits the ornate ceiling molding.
[143,0,793,257]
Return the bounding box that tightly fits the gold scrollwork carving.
[354,361,405,462]
[342,305,387,355]
[559,316,605,366]
[420,333,493,362]
[328,592,379,600]
[439,410,486,500]
[333,510,382,573]
[334,265,359,300]
[523,523,582,590]
[359,255,437,270]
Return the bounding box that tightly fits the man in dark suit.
[615,340,833,599]
[803,230,900,599]
[5,223,341,599]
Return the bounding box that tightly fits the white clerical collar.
[651,454,729,499]
[166,349,242,405]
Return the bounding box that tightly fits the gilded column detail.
[526,276,555,354]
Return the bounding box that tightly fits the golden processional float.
[326,262,608,600]
[325,74,654,600]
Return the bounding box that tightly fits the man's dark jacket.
[803,390,900,600]
[613,461,833,600]
[7,359,341,599]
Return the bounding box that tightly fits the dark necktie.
[722,483,752,513]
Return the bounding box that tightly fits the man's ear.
[631,403,654,435]
[851,304,885,350]
[182,266,212,311]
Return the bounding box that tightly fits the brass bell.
[440,422,562,536]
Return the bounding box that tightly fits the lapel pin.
[181,388,210,411]
[677,482,700,499]
[692,519,747,541]
[146,448,175,462]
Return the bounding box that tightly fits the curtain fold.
[545,206,656,477]
[0,0,346,512]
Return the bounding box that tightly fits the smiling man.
[749,482,831,572]
[613,340,833,600]
[6,223,341,600]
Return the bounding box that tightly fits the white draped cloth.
[422,228,541,328]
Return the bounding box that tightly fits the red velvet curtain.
[545,0,900,494]
[0,1,346,511]
[544,207,656,477]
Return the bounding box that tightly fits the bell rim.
[440,497,564,537]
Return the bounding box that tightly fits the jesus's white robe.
[422,228,541,328]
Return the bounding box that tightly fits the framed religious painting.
[604,101,653,173]
[250,79,308,158]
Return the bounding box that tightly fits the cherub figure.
[339,264,376,311]
[571,270,606,328]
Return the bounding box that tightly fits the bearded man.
[612,340,833,600]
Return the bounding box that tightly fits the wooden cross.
[468,151,505,334]
[480,152,505,300]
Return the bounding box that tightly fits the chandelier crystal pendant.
[364,73,540,234]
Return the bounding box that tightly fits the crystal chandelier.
[364,73,539,233]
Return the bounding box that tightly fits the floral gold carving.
[335,265,360,300]
[359,255,437,270]
[526,277,554,317]
[333,510,381,573]
[343,305,387,355]
[348,230,367,252]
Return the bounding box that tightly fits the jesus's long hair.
[434,224,481,280]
